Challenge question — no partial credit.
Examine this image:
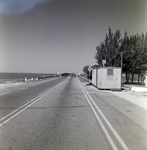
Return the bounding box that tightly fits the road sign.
[102,60,106,64]
[88,67,92,72]
[102,60,106,67]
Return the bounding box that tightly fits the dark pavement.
[0,76,147,150]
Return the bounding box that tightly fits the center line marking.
[78,79,130,150]
[0,80,65,127]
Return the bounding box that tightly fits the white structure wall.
[92,67,121,90]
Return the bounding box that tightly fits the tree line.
[83,27,147,83]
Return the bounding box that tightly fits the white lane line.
[97,92,147,131]
[78,80,130,150]
[20,88,27,90]
[0,92,10,96]
[78,81,118,150]
[0,81,64,127]
[87,91,95,94]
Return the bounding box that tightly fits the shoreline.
[0,81,25,89]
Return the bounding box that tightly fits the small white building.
[92,67,121,90]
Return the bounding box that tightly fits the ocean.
[0,72,53,83]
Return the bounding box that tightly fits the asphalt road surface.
[0,76,147,150]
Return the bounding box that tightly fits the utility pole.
[88,66,92,83]
[121,51,123,88]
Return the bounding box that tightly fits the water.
[0,72,53,83]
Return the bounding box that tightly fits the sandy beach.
[111,89,147,110]
[0,82,25,89]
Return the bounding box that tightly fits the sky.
[0,0,147,74]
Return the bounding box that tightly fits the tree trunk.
[138,75,140,84]
[142,76,145,84]
[141,76,143,84]
[128,74,130,83]
[131,74,134,84]
[125,71,128,83]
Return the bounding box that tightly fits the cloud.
[0,0,50,15]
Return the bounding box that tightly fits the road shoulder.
[81,82,147,131]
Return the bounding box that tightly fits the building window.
[107,69,113,76]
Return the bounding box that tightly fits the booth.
[92,67,121,90]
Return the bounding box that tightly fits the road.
[0,76,147,150]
